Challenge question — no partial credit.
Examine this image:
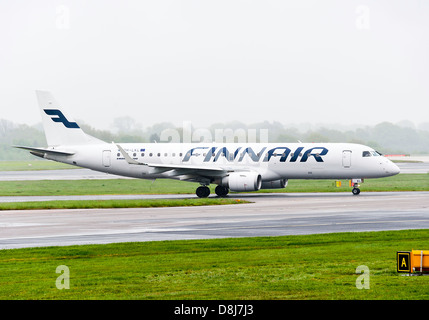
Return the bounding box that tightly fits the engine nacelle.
[221,172,262,192]
[260,179,288,189]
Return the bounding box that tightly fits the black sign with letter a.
[397,251,411,273]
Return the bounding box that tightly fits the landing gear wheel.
[352,187,361,195]
[196,186,210,198]
[215,185,229,197]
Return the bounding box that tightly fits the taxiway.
[1,191,428,249]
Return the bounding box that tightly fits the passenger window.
[362,151,371,157]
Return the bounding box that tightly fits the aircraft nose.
[392,162,401,175]
[386,160,400,176]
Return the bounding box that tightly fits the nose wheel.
[351,179,362,195]
[352,187,361,195]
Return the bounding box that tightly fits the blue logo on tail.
[44,109,80,128]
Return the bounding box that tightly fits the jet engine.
[221,172,262,192]
[260,179,288,189]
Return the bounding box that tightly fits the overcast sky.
[1,0,428,130]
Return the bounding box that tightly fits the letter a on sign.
[397,252,411,273]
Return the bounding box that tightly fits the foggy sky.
[1,0,428,130]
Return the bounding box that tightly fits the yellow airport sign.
[411,250,429,273]
[397,250,429,274]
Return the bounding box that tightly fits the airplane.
[14,91,400,198]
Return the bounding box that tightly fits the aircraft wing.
[116,144,228,178]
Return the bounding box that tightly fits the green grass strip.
[1,230,429,300]
[1,174,428,197]
[0,160,75,171]
[0,198,247,211]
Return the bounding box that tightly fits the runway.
[1,191,429,249]
[1,158,428,249]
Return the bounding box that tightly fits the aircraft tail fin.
[36,90,105,146]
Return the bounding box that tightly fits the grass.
[0,174,427,197]
[1,230,429,300]
[0,160,75,171]
[262,173,429,193]
[0,163,428,300]
[0,179,204,197]
[0,173,426,211]
[0,198,247,211]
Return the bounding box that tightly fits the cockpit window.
[363,150,382,157]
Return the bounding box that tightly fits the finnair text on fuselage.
[116,145,329,163]
[182,146,328,163]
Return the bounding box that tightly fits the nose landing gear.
[351,178,362,195]
[352,187,361,195]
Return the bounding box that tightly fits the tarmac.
[1,191,428,249]
[0,156,428,249]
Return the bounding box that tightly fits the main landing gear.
[196,186,210,198]
[215,185,229,197]
[195,185,230,198]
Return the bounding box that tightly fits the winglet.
[116,144,145,165]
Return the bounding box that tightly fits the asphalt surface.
[1,191,428,249]
[0,159,428,249]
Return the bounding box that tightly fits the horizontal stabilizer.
[13,145,75,158]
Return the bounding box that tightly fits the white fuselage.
[18,91,401,197]
[45,142,400,182]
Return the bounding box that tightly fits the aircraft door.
[102,150,111,167]
[342,150,351,168]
